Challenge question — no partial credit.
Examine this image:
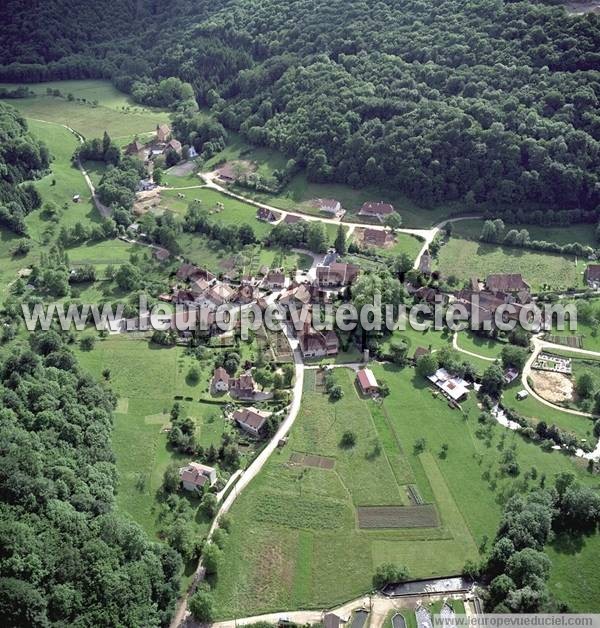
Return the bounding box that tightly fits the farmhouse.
[585,264,600,289]
[125,139,145,157]
[316,263,360,288]
[179,462,217,493]
[212,367,230,392]
[362,228,391,247]
[298,323,339,358]
[318,199,342,215]
[427,368,469,402]
[216,163,236,181]
[263,269,286,289]
[234,283,258,304]
[229,373,257,399]
[485,273,530,294]
[233,407,269,437]
[166,138,182,155]
[418,250,432,275]
[279,283,313,308]
[283,214,305,224]
[156,123,171,143]
[356,368,379,395]
[257,207,280,222]
[359,201,394,221]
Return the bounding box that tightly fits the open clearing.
[450,218,598,249]
[211,364,600,617]
[531,371,574,404]
[0,79,168,139]
[435,237,581,291]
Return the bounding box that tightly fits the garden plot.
[357,505,439,529]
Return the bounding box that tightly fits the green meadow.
[211,365,599,617]
[435,237,582,291]
[0,79,169,139]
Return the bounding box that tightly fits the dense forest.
[0,330,181,626]
[1,0,599,212]
[0,102,48,233]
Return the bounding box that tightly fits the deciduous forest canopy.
[1,0,599,211]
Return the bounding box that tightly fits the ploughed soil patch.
[357,504,439,529]
[289,452,335,469]
[531,371,573,404]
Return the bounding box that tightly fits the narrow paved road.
[170,314,306,628]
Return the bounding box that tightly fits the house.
[414,286,444,304]
[179,462,217,492]
[413,346,430,361]
[362,228,391,247]
[190,277,212,295]
[585,264,600,289]
[257,207,280,222]
[212,367,230,392]
[176,263,201,281]
[235,283,257,304]
[356,368,379,395]
[216,162,236,181]
[485,273,530,294]
[233,407,269,437]
[427,368,469,402]
[156,123,171,143]
[229,373,257,399]
[279,283,313,308]
[504,367,519,384]
[359,201,394,221]
[318,199,341,215]
[298,323,339,358]
[283,214,305,224]
[263,269,286,290]
[418,250,432,275]
[125,139,145,157]
[316,263,360,288]
[166,138,182,155]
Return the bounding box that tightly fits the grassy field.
[0,79,168,139]
[212,364,599,617]
[455,331,505,360]
[159,187,274,238]
[25,119,100,238]
[74,336,234,538]
[450,219,597,248]
[435,237,583,291]
[211,367,481,618]
[503,380,595,443]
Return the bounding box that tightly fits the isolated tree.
[163,463,181,493]
[340,430,356,448]
[416,353,438,378]
[202,542,221,575]
[576,373,594,399]
[501,345,528,372]
[189,590,215,623]
[481,364,505,398]
[334,224,347,254]
[384,213,402,232]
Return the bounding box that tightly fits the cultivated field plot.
[289,452,336,469]
[547,335,583,349]
[357,505,439,529]
[434,237,581,291]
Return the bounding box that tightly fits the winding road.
[170,316,306,628]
